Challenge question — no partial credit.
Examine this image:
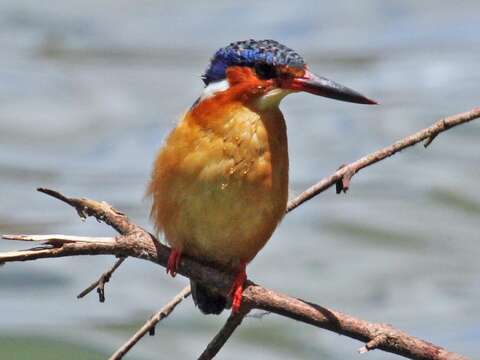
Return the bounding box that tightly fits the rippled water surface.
[0,1,479,359]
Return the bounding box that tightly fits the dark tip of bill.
[364,97,379,105]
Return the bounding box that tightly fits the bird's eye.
[254,63,277,80]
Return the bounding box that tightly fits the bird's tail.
[190,280,227,315]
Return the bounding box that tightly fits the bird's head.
[199,39,376,110]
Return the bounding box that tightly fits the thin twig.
[286,107,480,212]
[77,257,126,301]
[198,305,251,360]
[37,187,136,234]
[3,234,116,245]
[36,188,141,294]
[108,286,191,360]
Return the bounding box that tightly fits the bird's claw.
[229,262,247,314]
[166,249,182,277]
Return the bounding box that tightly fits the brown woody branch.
[286,107,480,212]
[198,305,251,360]
[0,189,468,360]
[199,107,480,358]
[77,257,126,302]
[108,285,191,360]
[2,107,479,360]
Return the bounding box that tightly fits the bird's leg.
[229,262,247,314]
[166,248,182,277]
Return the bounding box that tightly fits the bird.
[147,39,376,315]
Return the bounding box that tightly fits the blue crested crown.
[202,39,305,85]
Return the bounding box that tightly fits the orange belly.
[148,102,288,269]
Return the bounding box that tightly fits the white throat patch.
[200,79,230,101]
[256,88,292,110]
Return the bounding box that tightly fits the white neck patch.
[200,79,230,101]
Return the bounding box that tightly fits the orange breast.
[148,99,288,269]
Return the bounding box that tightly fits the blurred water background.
[0,1,479,359]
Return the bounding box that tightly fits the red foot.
[229,262,247,314]
[166,249,182,277]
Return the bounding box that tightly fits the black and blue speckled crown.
[202,39,305,85]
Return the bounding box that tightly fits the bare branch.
[109,286,191,360]
[244,285,468,360]
[1,230,231,294]
[0,234,119,264]
[37,187,138,235]
[198,306,251,360]
[3,234,116,245]
[0,224,468,360]
[3,234,127,302]
[77,257,126,301]
[2,108,478,360]
[36,187,145,292]
[287,107,480,212]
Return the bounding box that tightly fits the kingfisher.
[148,39,376,315]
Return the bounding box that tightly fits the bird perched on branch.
[148,39,376,315]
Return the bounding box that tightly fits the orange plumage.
[147,39,375,314]
[148,67,288,270]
